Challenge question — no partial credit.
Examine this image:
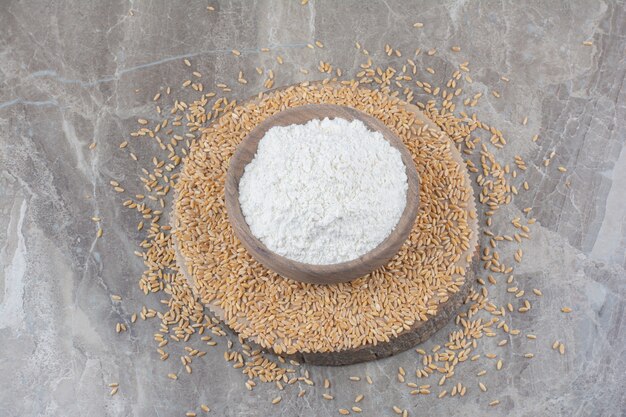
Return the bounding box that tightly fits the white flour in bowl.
[238,117,408,265]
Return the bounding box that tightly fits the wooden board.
[173,82,479,366]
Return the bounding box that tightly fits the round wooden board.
[172,81,479,366]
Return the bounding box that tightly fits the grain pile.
[106,18,572,411]
[173,82,476,354]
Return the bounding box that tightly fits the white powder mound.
[238,117,408,265]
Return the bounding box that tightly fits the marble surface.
[1,1,625,416]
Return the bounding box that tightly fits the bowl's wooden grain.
[225,104,420,285]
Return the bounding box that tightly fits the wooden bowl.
[225,104,420,285]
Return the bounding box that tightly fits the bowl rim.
[224,103,420,285]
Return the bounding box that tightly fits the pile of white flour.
[238,117,408,265]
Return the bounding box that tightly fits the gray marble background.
[1,1,625,416]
